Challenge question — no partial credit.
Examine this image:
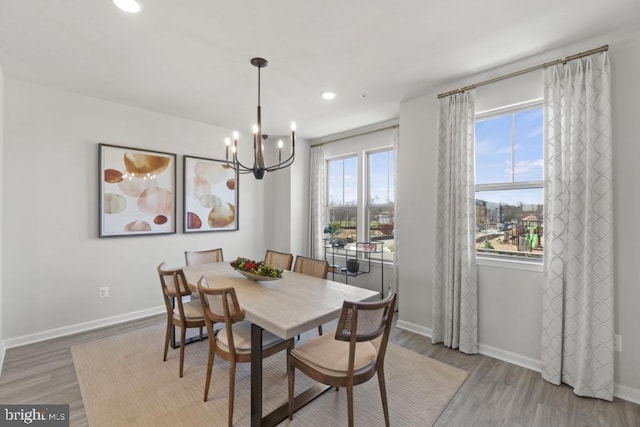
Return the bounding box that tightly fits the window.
[327,156,357,243]
[368,149,394,261]
[475,102,543,260]
[325,142,395,263]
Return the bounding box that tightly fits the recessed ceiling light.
[113,0,143,13]
[321,91,336,100]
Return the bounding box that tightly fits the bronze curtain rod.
[437,44,609,99]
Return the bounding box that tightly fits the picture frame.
[99,143,177,237]
[183,155,239,233]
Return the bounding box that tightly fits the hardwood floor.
[1,315,639,426]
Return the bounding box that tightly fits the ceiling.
[1,0,639,140]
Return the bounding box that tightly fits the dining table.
[182,261,380,426]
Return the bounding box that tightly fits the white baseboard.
[394,319,640,405]
[395,319,432,337]
[0,344,5,377]
[2,306,164,350]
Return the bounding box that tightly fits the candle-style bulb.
[225,137,231,146]
[290,122,296,131]
[233,131,239,140]
[278,139,284,149]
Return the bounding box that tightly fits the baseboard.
[2,306,165,350]
[615,383,640,405]
[394,319,640,405]
[395,319,432,337]
[0,344,5,377]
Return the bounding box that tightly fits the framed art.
[183,155,239,232]
[99,143,176,237]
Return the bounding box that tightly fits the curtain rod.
[310,122,398,148]
[437,44,609,99]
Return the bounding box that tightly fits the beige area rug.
[72,325,467,426]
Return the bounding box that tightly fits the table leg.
[251,323,263,427]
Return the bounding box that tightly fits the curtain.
[541,52,614,400]
[392,126,400,295]
[309,145,326,259]
[432,91,478,354]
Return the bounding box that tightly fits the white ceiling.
[1,0,639,140]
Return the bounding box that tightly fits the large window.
[326,146,395,262]
[475,102,543,260]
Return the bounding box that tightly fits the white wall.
[2,79,267,342]
[0,63,5,370]
[397,33,640,402]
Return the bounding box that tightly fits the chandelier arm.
[226,156,254,172]
[264,154,295,172]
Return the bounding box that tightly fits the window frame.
[474,99,544,262]
[324,145,395,265]
[366,147,395,262]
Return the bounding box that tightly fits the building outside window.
[475,101,544,260]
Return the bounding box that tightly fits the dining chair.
[264,249,294,271]
[197,276,294,427]
[293,255,329,336]
[157,262,206,378]
[287,291,397,427]
[185,248,224,265]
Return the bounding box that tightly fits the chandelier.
[225,57,296,180]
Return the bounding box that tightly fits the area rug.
[71,325,467,426]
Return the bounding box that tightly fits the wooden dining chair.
[197,277,294,427]
[185,248,224,266]
[157,262,206,378]
[293,255,329,336]
[287,291,397,427]
[264,249,294,271]
[293,255,329,279]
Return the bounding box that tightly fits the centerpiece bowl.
[235,270,280,282]
[230,257,283,281]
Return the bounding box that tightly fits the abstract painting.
[183,155,238,232]
[99,144,176,237]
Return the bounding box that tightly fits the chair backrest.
[293,256,329,279]
[197,276,244,324]
[264,250,294,271]
[157,262,192,318]
[335,291,397,366]
[185,248,224,266]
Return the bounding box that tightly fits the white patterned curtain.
[541,52,614,400]
[309,145,326,259]
[432,91,478,354]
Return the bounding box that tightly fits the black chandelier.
[225,57,296,180]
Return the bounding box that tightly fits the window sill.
[476,255,543,272]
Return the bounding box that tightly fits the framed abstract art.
[183,155,239,233]
[99,143,176,237]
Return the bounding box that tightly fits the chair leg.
[163,320,171,362]
[228,359,236,427]
[179,326,186,377]
[346,384,354,427]
[203,339,216,402]
[287,353,295,420]
[377,368,390,427]
[199,326,203,341]
[318,325,323,335]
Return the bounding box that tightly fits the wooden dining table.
[182,261,380,427]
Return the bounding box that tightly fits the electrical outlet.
[614,334,622,352]
[99,286,109,298]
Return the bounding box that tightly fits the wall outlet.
[614,334,622,352]
[99,286,109,298]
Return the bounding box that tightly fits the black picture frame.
[183,155,239,233]
[99,143,177,237]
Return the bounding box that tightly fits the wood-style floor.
[1,315,639,426]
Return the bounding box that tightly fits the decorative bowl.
[235,269,281,282]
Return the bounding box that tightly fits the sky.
[475,106,544,205]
